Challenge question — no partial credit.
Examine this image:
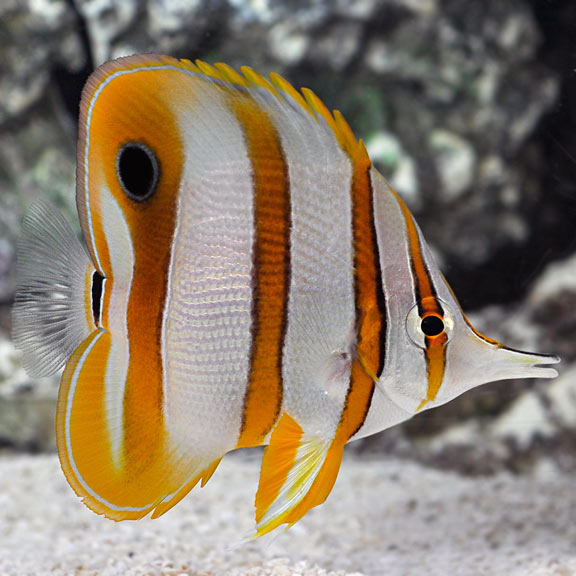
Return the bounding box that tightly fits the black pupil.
[117,143,159,201]
[421,315,445,337]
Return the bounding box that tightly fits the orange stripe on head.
[416,330,448,411]
[230,92,290,448]
[77,54,180,270]
[393,196,442,316]
[391,189,449,409]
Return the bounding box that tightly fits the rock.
[0,114,77,306]
[75,0,140,63]
[526,252,576,362]
[0,0,563,284]
[366,132,420,208]
[309,21,363,71]
[0,1,80,124]
[428,130,475,201]
[268,21,310,66]
[0,333,58,452]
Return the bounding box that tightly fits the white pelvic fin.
[12,200,96,377]
[254,413,345,537]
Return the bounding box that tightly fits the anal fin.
[150,457,223,519]
[254,413,345,537]
[57,328,225,521]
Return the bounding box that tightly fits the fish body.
[12,54,559,537]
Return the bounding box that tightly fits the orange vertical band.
[394,192,448,407]
[233,94,290,448]
[83,67,185,469]
[337,144,384,442]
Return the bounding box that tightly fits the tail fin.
[12,200,96,377]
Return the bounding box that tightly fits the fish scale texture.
[0,453,575,575]
[161,93,256,450]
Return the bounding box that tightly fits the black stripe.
[370,176,388,378]
[346,164,386,440]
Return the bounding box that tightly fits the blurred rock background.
[0,0,574,474]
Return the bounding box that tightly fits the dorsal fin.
[177,58,371,165]
[81,54,370,169]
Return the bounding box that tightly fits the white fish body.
[12,54,559,537]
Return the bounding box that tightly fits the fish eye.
[116,142,160,202]
[420,315,445,337]
[406,300,455,349]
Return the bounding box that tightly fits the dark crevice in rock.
[51,0,94,127]
[442,2,576,311]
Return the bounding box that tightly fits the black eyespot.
[91,270,105,326]
[421,315,445,337]
[116,142,160,202]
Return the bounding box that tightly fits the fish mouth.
[495,345,560,380]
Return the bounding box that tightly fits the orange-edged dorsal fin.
[253,413,345,537]
[214,62,250,87]
[81,54,366,192]
[269,71,310,111]
[175,58,365,162]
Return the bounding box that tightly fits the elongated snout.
[483,344,560,382]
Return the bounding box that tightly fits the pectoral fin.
[254,413,345,537]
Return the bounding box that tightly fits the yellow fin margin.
[177,57,369,165]
[150,458,223,519]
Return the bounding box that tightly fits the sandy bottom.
[0,452,575,575]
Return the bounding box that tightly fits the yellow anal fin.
[57,329,223,521]
[150,457,223,519]
[201,457,222,487]
[254,413,345,537]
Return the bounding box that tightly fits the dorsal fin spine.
[240,65,280,94]
[214,62,249,86]
[194,59,222,80]
[269,72,313,115]
[178,58,366,164]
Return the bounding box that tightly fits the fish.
[12,54,560,537]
